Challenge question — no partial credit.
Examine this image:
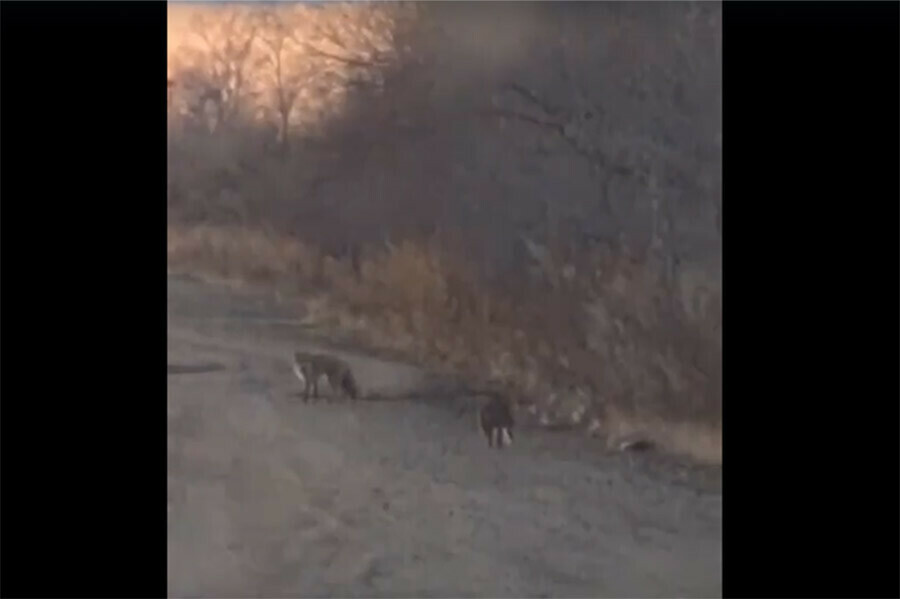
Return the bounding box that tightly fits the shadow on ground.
[167,276,722,598]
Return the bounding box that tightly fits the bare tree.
[485,3,721,286]
[298,2,407,68]
[185,6,259,131]
[289,2,418,111]
[256,8,305,154]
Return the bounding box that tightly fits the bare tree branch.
[299,41,389,69]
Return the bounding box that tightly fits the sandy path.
[167,275,722,598]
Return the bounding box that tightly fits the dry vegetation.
[167,2,722,464]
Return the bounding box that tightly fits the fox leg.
[295,363,310,403]
[343,374,357,400]
[326,375,339,400]
[302,371,311,402]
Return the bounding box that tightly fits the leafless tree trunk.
[189,8,258,130]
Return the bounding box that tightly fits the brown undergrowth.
[168,223,721,464]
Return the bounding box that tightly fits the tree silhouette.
[256,8,307,154]
[186,6,259,131]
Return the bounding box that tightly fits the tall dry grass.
[167,2,722,463]
[168,223,721,464]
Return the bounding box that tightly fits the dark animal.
[478,394,515,449]
[292,351,360,402]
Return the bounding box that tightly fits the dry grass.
[168,224,321,284]
[166,2,721,464]
[595,405,722,465]
[168,223,721,464]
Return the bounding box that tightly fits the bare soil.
[167,275,721,598]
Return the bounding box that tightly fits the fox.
[477,393,515,449]
[292,351,360,402]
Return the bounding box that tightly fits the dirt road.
[167,275,722,598]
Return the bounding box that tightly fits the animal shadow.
[167,362,227,375]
